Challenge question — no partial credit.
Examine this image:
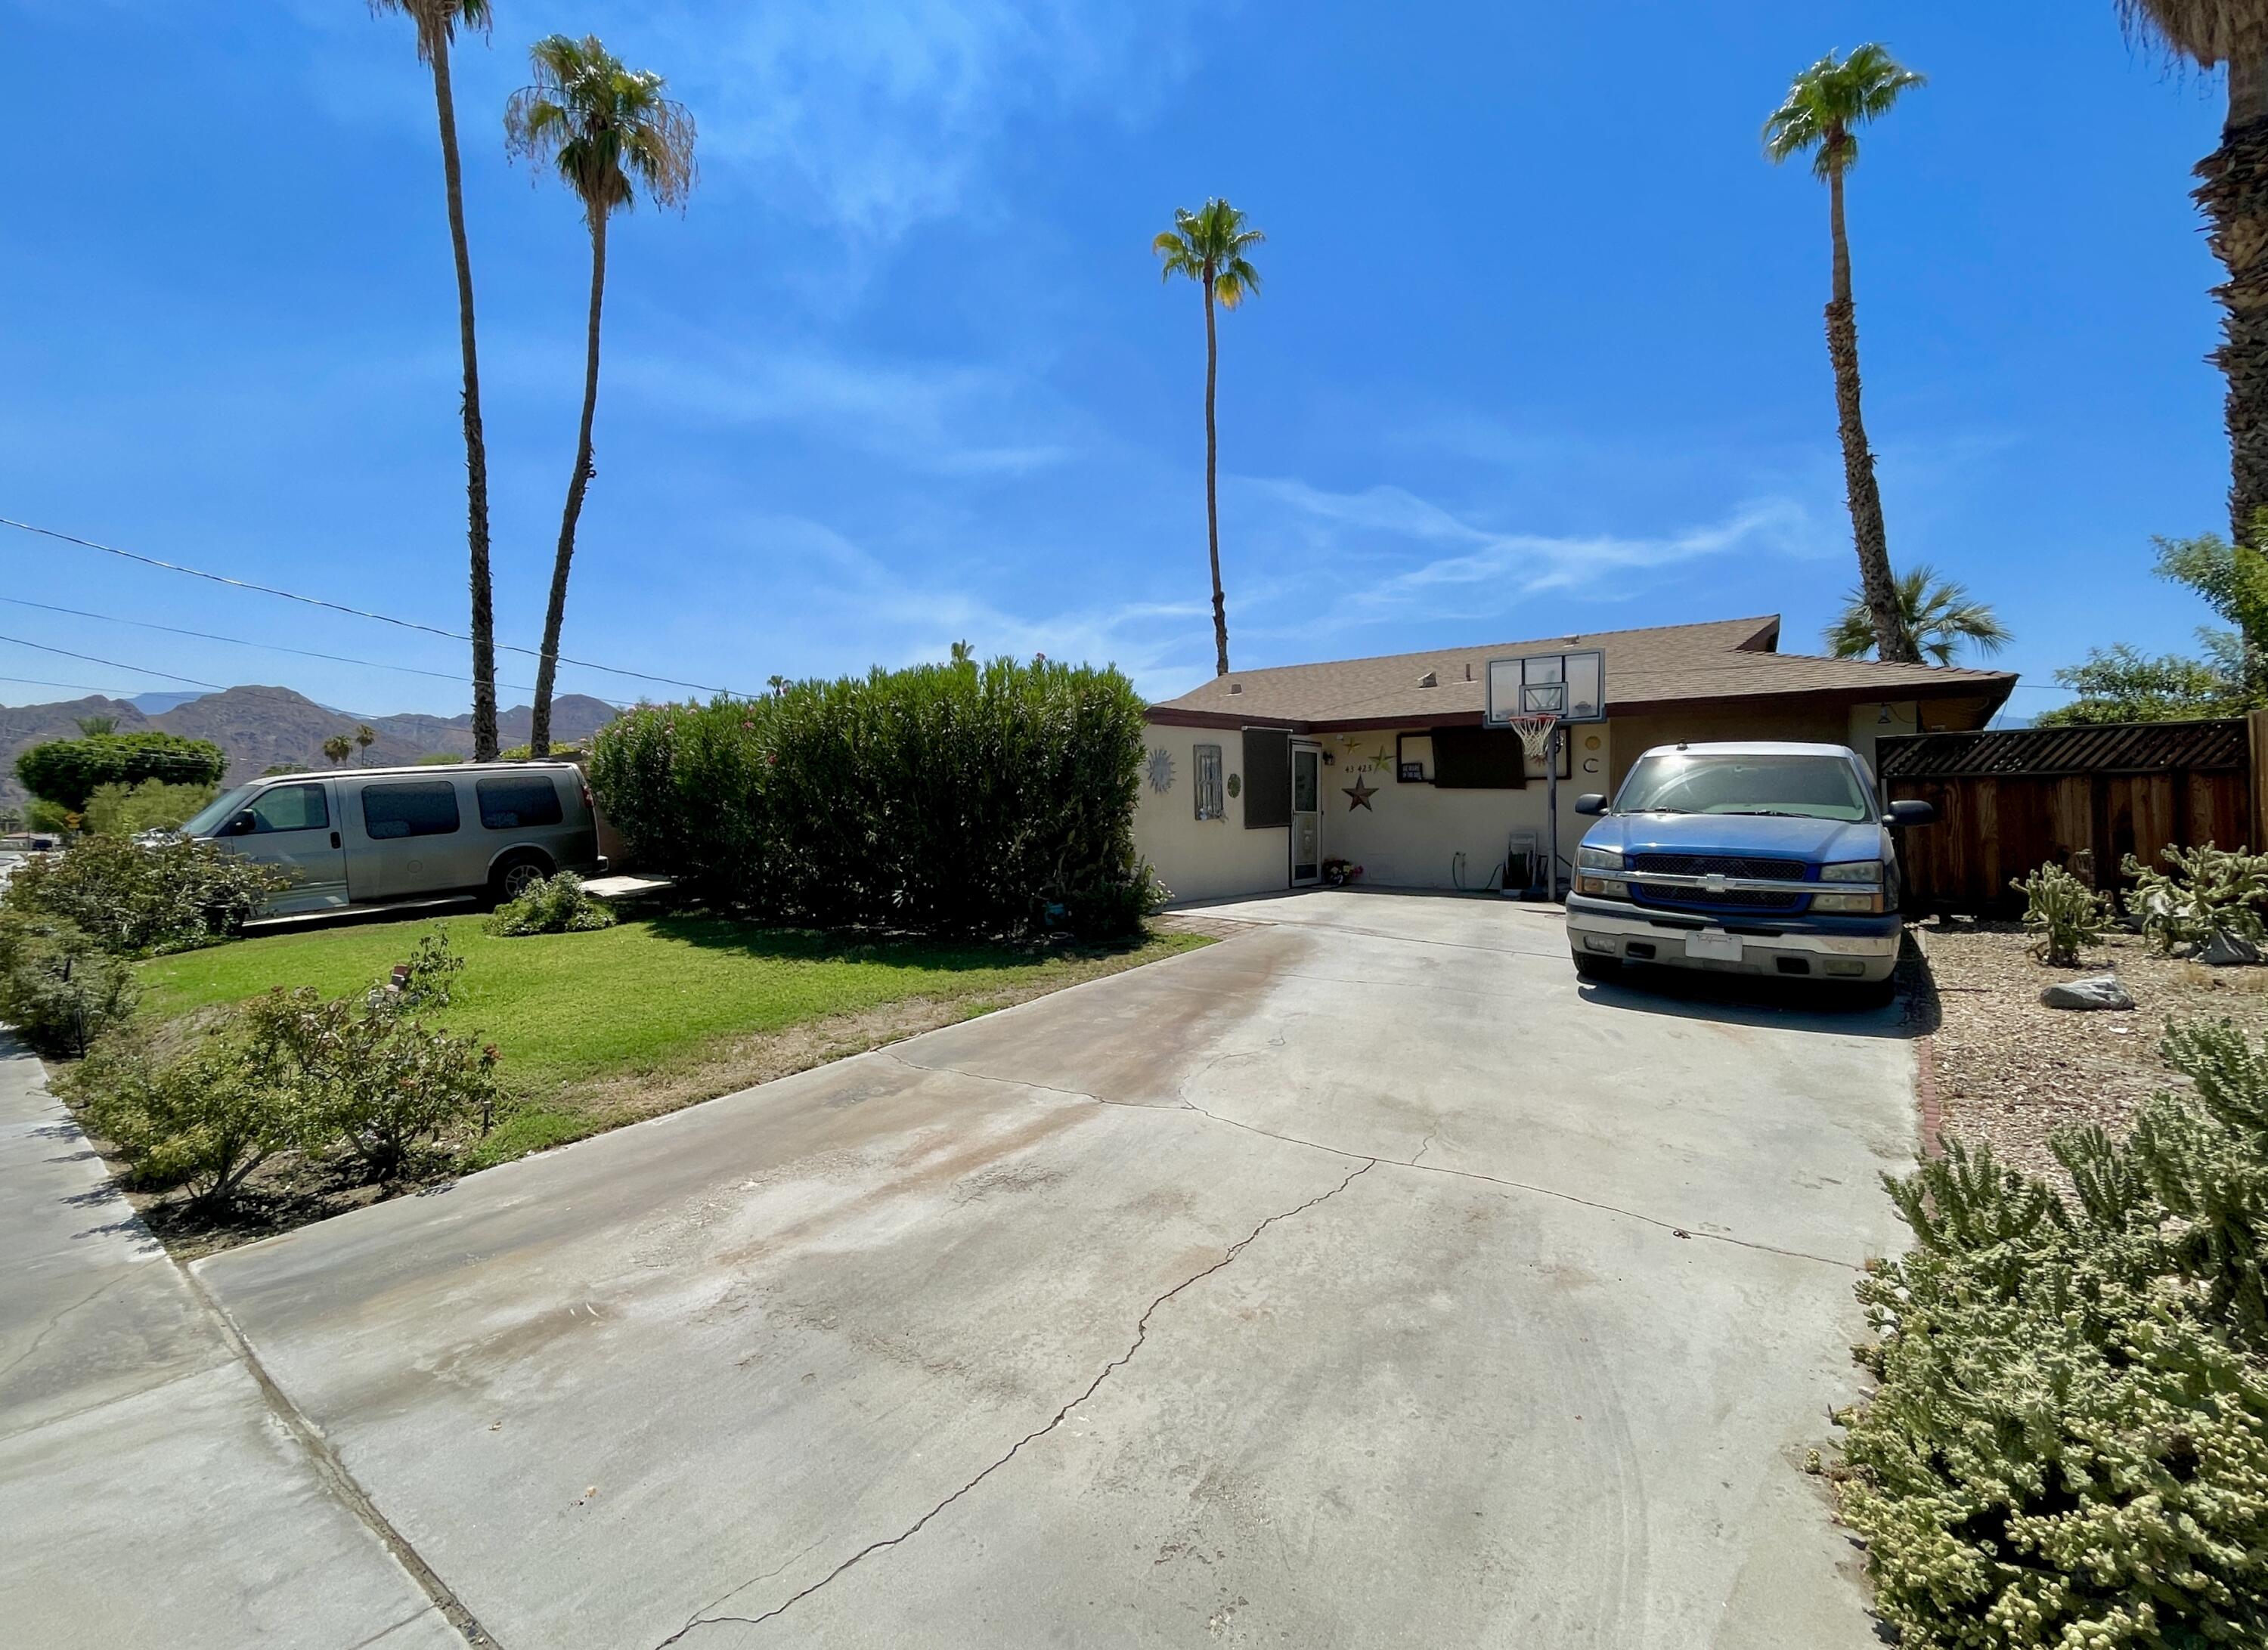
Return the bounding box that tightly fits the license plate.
[1685,930,1743,963]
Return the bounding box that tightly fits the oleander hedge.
[589,655,1158,936]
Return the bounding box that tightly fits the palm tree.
[506,35,696,755]
[1765,45,1926,666]
[1824,564,2012,665]
[355,723,377,764]
[2118,5,2268,538]
[372,0,501,762]
[323,734,355,768]
[1154,199,1264,677]
[74,714,118,736]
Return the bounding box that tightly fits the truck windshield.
[179,784,257,838]
[1613,754,1874,822]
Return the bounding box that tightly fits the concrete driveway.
[193,890,1917,1648]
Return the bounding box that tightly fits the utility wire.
[0,593,581,702]
[0,673,149,698]
[0,515,748,698]
[0,631,228,690]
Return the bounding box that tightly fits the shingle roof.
[1147,614,2016,729]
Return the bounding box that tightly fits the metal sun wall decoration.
[1145,748,1176,794]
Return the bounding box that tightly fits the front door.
[223,779,346,912]
[1291,742,1322,886]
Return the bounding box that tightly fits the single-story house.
[1132,614,2016,903]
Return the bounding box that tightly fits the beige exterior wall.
[1132,726,1290,903]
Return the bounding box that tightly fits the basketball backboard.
[1483,649,1605,726]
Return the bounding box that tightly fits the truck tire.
[1572,950,1619,983]
[488,850,553,908]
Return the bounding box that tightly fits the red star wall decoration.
[1342,774,1377,811]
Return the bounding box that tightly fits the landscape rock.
[2040,976,2135,1011]
[2198,931,2263,967]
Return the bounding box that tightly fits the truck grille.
[1628,853,1808,881]
[1639,884,1805,912]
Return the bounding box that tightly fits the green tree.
[1765,45,1927,665]
[372,0,501,762]
[2037,647,2235,726]
[324,734,354,767]
[355,723,377,763]
[14,734,226,813]
[2043,519,2268,723]
[1153,198,1265,677]
[1824,563,2010,664]
[2119,4,2268,537]
[506,35,696,756]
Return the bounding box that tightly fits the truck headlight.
[1574,844,1627,899]
[1813,860,1884,913]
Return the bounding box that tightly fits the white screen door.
[1291,743,1321,886]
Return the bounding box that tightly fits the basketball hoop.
[1507,711,1560,766]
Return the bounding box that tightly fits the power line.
[0,593,573,701]
[0,632,228,690]
[0,673,148,698]
[0,515,749,698]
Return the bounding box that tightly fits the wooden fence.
[1877,715,2268,915]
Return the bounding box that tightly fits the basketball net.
[1507,712,1559,766]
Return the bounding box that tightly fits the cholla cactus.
[2011,859,2110,966]
[2124,842,2268,957]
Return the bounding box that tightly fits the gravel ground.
[1919,916,2268,1184]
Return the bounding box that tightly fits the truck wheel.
[1572,950,1619,983]
[488,850,553,908]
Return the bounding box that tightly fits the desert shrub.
[485,870,617,936]
[68,1015,321,1211]
[2010,859,2111,966]
[22,799,73,834]
[245,931,500,1180]
[14,732,226,813]
[1835,1023,2268,1647]
[2,831,289,955]
[2124,842,2268,957]
[0,911,138,1056]
[589,655,1155,937]
[81,778,220,838]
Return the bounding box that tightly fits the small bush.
[14,732,226,813]
[2124,842,2268,958]
[2011,859,2111,966]
[69,1017,322,1211]
[0,911,138,1056]
[1835,1021,2268,1646]
[486,871,617,936]
[589,654,1157,938]
[81,778,220,837]
[2,832,289,955]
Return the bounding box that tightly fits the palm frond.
[1761,43,1923,178]
[369,0,490,65]
[506,33,696,222]
[1823,562,2010,664]
[2117,1,2268,69]
[1151,197,1265,302]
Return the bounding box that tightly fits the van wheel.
[489,851,553,907]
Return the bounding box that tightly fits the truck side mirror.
[228,811,258,837]
[1884,799,1935,828]
[1572,793,1606,816]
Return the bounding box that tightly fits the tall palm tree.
[506,35,696,755]
[1824,564,2012,665]
[1154,199,1264,677]
[2119,4,2268,538]
[1765,45,1927,666]
[372,0,501,761]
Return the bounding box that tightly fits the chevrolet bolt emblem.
[1700,873,1730,891]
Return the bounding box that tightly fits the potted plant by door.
[1321,857,1364,887]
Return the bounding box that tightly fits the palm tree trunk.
[531,210,606,757]
[1203,269,1228,676]
[429,42,499,762]
[1825,168,1916,664]
[2197,56,2268,545]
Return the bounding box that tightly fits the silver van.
[178,762,606,915]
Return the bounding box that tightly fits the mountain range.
[0,686,619,811]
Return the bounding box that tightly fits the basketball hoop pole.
[1546,722,1562,902]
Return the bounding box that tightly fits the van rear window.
[476,775,564,831]
[362,781,461,840]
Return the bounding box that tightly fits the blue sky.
[0,1,2238,720]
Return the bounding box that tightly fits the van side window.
[476,775,564,831]
[362,781,461,840]
[245,784,327,834]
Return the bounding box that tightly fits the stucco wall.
[1132,727,1290,903]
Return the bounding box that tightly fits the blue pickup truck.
[1563,741,1934,994]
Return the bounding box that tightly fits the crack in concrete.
[651,1159,1377,1645]
[0,1272,127,1385]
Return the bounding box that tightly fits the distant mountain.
[0,687,618,811]
[130,691,209,714]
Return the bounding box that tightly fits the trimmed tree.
[14,733,226,813]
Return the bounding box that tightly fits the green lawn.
[136,913,1208,1163]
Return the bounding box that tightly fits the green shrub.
[0,912,138,1056]
[2,832,289,955]
[1836,1023,2268,1646]
[2011,860,2112,967]
[589,655,1156,937]
[81,778,220,838]
[485,870,617,936]
[14,733,226,813]
[68,1016,322,1211]
[2124,842,2268,958]
[244,930,499,1180]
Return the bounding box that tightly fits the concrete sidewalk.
[0,1036,466,1649]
